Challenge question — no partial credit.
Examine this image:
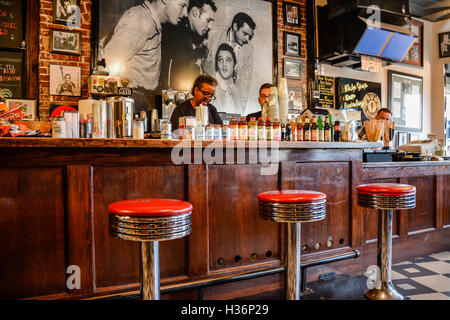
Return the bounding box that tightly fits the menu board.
[0,0,23,49]
[0,51,23,98]
[316,75,334,108]
[336,77,382,124]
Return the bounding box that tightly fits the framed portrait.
[283,2,301,28]
[287,86,303,110]
[4,98,37,120]
[388,70,423,132]
[52,0,81,25]
[91,0,277,116]
[50,29,81,55]
[439,32,450,59]
[49,64,81,96]
[284,31,301,57]
[402,20,423,67]
[398,132,409,147]
[284,58,302,79]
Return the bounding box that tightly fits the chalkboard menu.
[0,51,23,98]
[316,75,334,108]
[336,77,382,124]
[0,0,23,49]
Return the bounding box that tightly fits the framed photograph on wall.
[439,32,450,58]
[283,2,301,28]
[4,98,37,120]
[49,64,81,96]
[91,0,278,116]
[388,70,423,132]
[402,20,423,67]
[50,29,81,55]
[284,58,302,79]
[284,31,301,57]
[52,0,81,25]
[288,86,303,110]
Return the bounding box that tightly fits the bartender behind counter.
[170,74,223,131]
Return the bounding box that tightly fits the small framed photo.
[288,86,303,110]
[284,31,301,57]
[50,64,81,96]
[283,2,301,28]
[4,98,37,120]
[284,58,302,80]
[439,32,450,58]
[52,0,80,25]
[398,132,409,146]
[50,29,81,55]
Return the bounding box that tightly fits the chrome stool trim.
[109,210,192,300]
[356,185,416,300]
[258,197,327,300]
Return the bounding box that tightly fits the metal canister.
[140,111,148,133]
[113,97,135,138]
[52,116,66,138]
[92,100,107,138]
[151,109,160,133]
[161,120,172,140]
[106,97,115,138]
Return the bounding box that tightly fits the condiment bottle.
[238,116,248,140]
[266,118,273,141]
[258,117,266,141]
[273,119,281,141]
[229,116,238,140]
[248,117,258,141]
[303,117,311,141]
[311,116,318,142]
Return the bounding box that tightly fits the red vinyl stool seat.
[356,183,416,301]
[109,199,192,300]
[258,190,327,300]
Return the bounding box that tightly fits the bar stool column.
[141,241,160,300]
[286,222,301,300]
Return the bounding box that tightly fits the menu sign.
[336,77,382,125]
[316,75,334,108]
[0,51,23,98]
[0,0,23,49]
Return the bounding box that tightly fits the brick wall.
[38,0,92,119]
[36,0,307,117]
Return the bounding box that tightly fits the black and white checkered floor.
[390,251,450,300]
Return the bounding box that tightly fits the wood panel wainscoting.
[0,138,448,300]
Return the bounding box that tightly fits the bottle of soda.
[324,116,331,142]
[248,117,258,141]
[297,117,304,142]
[273,119,281,141]
[266,118,273,141]
[281,121,286,141]
[304,117,311,141]
[311,116,318,142]
[334,120,341,142]
[329,114,334,142]
[229,116,238,140]
[291,116,298,141]
[286,122,292,141]
[318,116,324,142]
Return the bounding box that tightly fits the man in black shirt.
[170,74,223,131]
[246,83,272,121]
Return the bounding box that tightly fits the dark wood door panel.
[444,175,450,227]
[207,165,281,271]
[406,176,436,233]
[295,163,351,252]
[0,168,67,299]
[92,166,188,289]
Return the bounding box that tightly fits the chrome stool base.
[365,282,407,300]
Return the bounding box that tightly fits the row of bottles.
[226,115,343,142]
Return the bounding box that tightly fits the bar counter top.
[0,137,382,149]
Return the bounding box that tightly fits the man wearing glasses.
[245,83,272,121]
[170,74,223,131]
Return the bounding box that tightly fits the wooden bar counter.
[0,138,449,300]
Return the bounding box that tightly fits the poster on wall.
[92,0,276,116]
[335,77,382,128]
[0,51,23,99]
[0,0,23,49]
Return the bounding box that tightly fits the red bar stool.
[258,190,327,300]
[357,183,416,300]
[109,199,193,300]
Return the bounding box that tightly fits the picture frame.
[284,58,302,80]
[388,70,423,132]
[284,31,301,57]
[402,20,423,67]
[91,0,278,116]
[52,0,81,25]
[50,29,81,55]
[4,98,37,120]
[398,132,409,147]
[49,64,81,97]
[438,32,450,59]
[287,86,303,110]
[283,2,301,28]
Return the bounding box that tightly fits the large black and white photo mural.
[93,0,275,116]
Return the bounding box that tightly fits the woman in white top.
[214,43,241,115]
